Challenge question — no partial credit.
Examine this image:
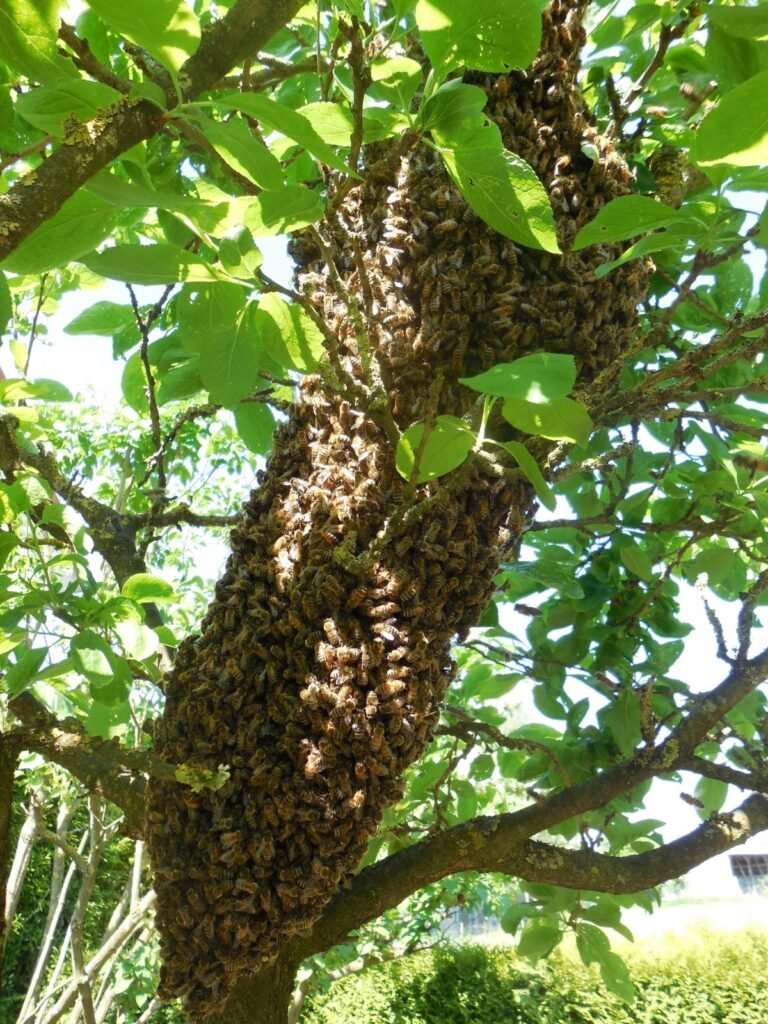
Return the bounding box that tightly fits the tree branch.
[0,0,305,261]
[297,793,768,958]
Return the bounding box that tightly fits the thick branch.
[297,794,768,957]
[0,0,305,261]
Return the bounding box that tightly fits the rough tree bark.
[144,1,650,1019]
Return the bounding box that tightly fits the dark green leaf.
[516,921,562,962]
[0,0,78,83]
[707,5,768,43]
[603,688,642,758]
[178,282,247,355]
[4,646,48,697]
[200,304,263,405]
[419,81,491,147]
[0,270,10,336]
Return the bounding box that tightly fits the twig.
[127,286,168,494]
[23,273,48,378]
[58,22,132,94]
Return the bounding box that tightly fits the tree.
[1,0,767,1021]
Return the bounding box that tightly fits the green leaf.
[214,92,355,176]
[85,699,132,739]
[460,353,577,400]
[0,378,73,402]
[395,415,475,482]
[257,293,324,372]
[573,195,686,250]
[156,356,203,404]
[497,440,556,511]
[234,402,277,454]
[70,630,130,689]
[0,0,78,83]
[502,396,593,447]
[599,950,636,1003]
[178,282,247,355]
[440,145,560,253]
[64,301,136,337]
[200,304,264,405]
[693,776,728,819]
[297,102,355,147]
[516,921,562,962]
[81,245,230,285]
[122,573,177,604]
[237,187,325,237]
[415,0,542,74]
[1,192,123,275]
[198,117,284,190]
[694,70,768,168]
[369,56,423,109]
[3,646,48,697]
[85,0,200,74]
[619,544,655,582]
[575,922,612,966]
[707,5,768,43]
[114,618,159,661]
[0,270,10,336]
[603,688,642,758]
[419,80,491,147]
[15,80,121,136]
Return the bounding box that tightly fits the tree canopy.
[1,1,767,1022]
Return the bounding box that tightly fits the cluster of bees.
[145,0,650,1017]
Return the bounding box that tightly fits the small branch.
[127,286,168,494]
[68,798,104,1024]
[57,22,132,93]
[23,273,48,378]
[681,755,768,795]
[133,503,241,530]
[0,732,22,975]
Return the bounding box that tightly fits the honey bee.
[434,219,458,236]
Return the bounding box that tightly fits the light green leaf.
[694,70,768,168]
[81,245,230,285]
[114,619,159,661]
[156,356,203,404]
[599,950,636,1003]
[122,573,178,604]
[298,102,355,147]
[415,0,542,74]
[234,403,277,454]
[369,56,423,109]
[198,117,284,190]
[575,922,612,966]
[693,776,728,819]
[440,145,560,252]
[0,271,10,336]
[15,80,121,136]
[200,304,263,405]
[0,0,78,83]
[70,630,129,688]
[502,396,593,447]
[235,187,325,237]
[573,195,686,250]
[497,440,556,511]
[85,699,132,738]
[395,415,475,482]
[0,378,73,402]
[85,0,200,74]
[619,544,655,582]
[4,647,48,697]
[460,353,577,401]
[707,5,768,43]
[64,301,135,336]
[178,282,247,354]
[257,293,324,373]
[214,91,355,176]
[516,921,562,962]
[593,227,690,279]
[419,80,492,147]
[1,192,123,275]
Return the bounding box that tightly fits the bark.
[206,958,300,1024]
[0,732,20,975]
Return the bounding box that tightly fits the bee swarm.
[145,0,650,1017]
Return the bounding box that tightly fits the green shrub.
[301,930,768,1024]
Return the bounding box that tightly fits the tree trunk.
[206,958,299,1024]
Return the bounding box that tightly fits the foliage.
[0,0,767,1021]
[302,930,768,1024]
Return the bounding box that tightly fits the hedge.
[301,929,768,1024]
